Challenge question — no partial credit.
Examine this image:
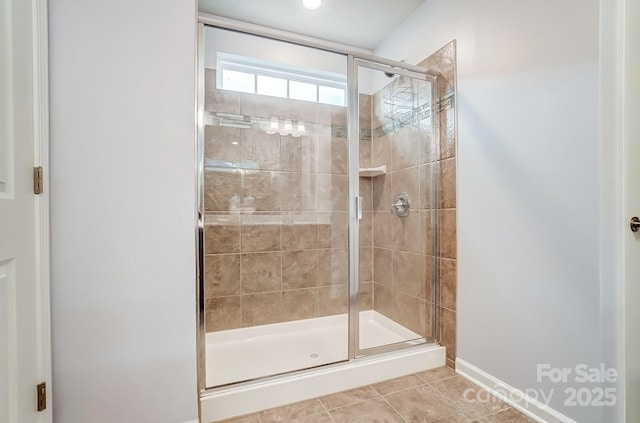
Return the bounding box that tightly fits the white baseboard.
[181,419,199,423]
[455,358,576,423]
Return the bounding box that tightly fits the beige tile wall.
[420,41,458,369]
[204,69,372,331]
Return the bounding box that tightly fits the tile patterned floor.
[213,367,535,423]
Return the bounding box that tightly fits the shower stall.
[197,21,456,422]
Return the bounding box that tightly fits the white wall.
[376,1,602,422]
[49,1,198,422]
[205,26,347,76]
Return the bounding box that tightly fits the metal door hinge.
[33,166,43,194]
[36,382,46,411]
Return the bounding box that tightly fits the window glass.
[218,55,346,105]
[222,69,255,94]
[319,86,345,106]
[290,80,317,102]
[257,75,288,98]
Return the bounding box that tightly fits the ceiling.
[198,0,427,50]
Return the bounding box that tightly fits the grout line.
[368,384,382,399]
[472,408,508,421]
[414,373,457,385]
[369,384,382,396]
[317,397,337,423]
[379,395,409,423]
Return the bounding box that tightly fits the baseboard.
[455,358,576,423]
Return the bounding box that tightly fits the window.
[221,69,254,94]
[290,81,317,102]
[318,86,345,107]
[217,53,346,106]
[256,75,287,98]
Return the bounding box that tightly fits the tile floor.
[213,367,535,423]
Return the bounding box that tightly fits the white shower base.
[206,310,424,387]
[201,310,446,421]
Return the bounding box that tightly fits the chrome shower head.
[384,59,406,78]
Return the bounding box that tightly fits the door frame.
[620,0,640,420]
[347,56,438,359]
[600,0,637,420]
[32,0,52,419]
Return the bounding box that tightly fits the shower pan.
[196,20,453,421]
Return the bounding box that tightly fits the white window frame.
[216,52,346,106]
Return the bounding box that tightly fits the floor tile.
[371,374,425,395]
[290,411,335,423]
[320,385,380,410]
[385,384,469,423]
[259,398,326,422]
[414,366,457,384]
[329,397,406,422]
[469,407,534,423]
[215,414,259,423]
[431,376,509,419]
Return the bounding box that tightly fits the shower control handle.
[391,193,411,217]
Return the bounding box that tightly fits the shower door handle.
[356,196,363,220]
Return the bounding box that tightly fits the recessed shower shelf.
[359,165,387,177]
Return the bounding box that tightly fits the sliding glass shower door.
[199,26,351,388]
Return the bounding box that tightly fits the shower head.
[384,59,406,78]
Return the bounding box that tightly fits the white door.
[0,0,51,422]
[624,0,640,420]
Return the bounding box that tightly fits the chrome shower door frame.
[195,20,441,395]
[347,56,438,359]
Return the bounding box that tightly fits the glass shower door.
[349,58,437,355]
[198,25,440,391]
[200,26,351,388]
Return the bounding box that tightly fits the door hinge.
[36,382,46,411]
[33,166,43,194]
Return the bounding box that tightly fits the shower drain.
[309,353,320,359]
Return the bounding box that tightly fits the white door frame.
[601,0,639,421]
[621,0,640,420]
[599,0,640,422]
[32,0,52,419]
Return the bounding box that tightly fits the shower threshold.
[201,310,446,421]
